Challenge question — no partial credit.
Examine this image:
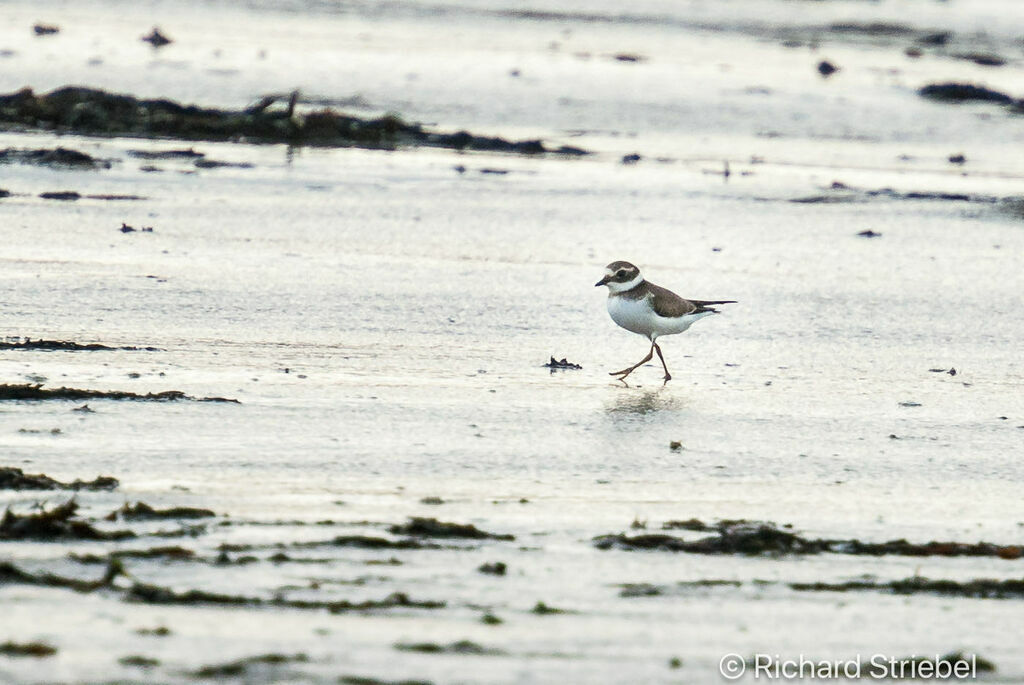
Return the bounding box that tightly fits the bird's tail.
[692,300,737,313]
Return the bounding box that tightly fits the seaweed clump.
[0,146,109,168]
[394,640,503,656]
[919,83,1017,105]
[791,575,1024,599]
[0,383,237,403]
[594,519,1024,558]
[0,466,118,491]
[107,501,215,521]
[190,654,308,678]
[0,338,160,351]
[388,517,514,540]
[0,86,589,155]
[0,500,134,541]
[0,641,57,657]
[543,356,582,370]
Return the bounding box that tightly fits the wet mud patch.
[0,383,238,403]
[595,519,1024,558]
[1,500,134,541]
[0,338,161,351]
[388,517,514,540]
[0,86,589,156]
[0,466,118,491]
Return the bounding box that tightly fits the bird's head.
[595,261,643,292]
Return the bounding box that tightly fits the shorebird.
[595,261,735,382]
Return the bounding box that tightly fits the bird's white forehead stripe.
[607,272,643,293]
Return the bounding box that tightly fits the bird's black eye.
[616,270,626,278]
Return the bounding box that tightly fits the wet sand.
[2,1,1024,683]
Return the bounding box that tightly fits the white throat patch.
[607,273,644,294]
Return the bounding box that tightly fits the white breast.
[607,295,714,340]
[607,295,656,336]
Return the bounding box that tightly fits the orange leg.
[653,341,671,381]
[610,344,654,380]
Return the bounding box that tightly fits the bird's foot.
[663,373,672,381]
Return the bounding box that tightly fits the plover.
[595,261,735,381]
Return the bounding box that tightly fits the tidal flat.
[2,0,1024,683]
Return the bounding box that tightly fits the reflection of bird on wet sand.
[596,261,735,382]
[604,387,684,417]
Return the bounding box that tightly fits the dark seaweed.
[70,546,196,564]
[190,654,308,678]
[0,146,109,168]
[0,338,160,351]
[919,82,1016,105]
[340,677,434,685]
[595,520,1023,558]
[478,561,507,576]
[394,640,503,656]
[0,559,124,592]
[531,601,568,615]
[0,500,134,541]
[125,581,444,612]
[661,518,712,531]
[128,148,204,159]
[0,641,57,657]
[108,501,216,521]
[0,383,238,403]
[0,86,589,156]
[619,580,742,597]
[307,535,435,550]
[388,517,514,540]
[39,191,80,200]
[0,466,118,491]
[141,28,172,48]
[791,575,1024,599]
[543,356,582,370]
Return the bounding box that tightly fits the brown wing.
[647,283,737,317]
[646,283,699,318]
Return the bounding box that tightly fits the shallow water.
[2,1,1024,683]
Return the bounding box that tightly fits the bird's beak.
[595,275,610,287]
